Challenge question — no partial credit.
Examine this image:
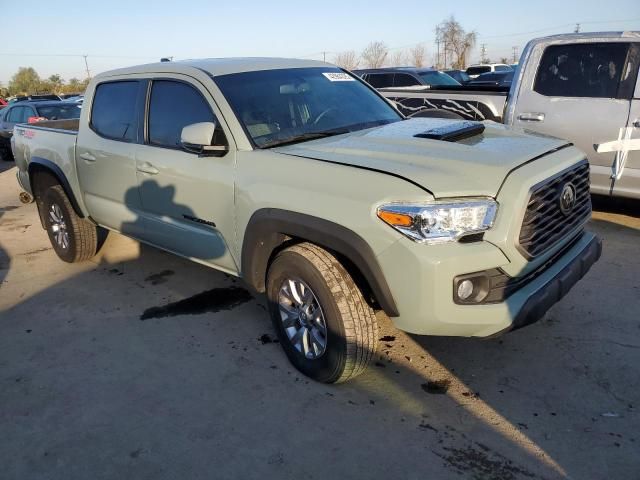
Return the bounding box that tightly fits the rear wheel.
[266,243,378,383]
[41,184,101,262]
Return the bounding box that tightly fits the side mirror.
[180,122,227,156]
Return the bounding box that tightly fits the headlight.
[377,198,498,244]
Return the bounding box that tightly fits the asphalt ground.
[1,161,638,479]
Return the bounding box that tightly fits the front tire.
[266,243,378,383]
[41,185,100,263]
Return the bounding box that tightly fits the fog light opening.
[457,279,474,300]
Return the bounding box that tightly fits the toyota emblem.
[559,183,576,216]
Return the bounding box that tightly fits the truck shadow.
[1,198,638,478]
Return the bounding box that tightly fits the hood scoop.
[414,121,485,142]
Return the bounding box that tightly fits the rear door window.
[534,43,630,98]
[147,80,217,149]
[366,73,394,88]
[90,81,140,141]
[393,73,420,87]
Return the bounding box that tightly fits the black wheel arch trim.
[242,208,400,317]
[28,157,85,218]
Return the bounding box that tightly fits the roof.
[353,67,437,74]
[530,31,640,45]
[97,57,331,79]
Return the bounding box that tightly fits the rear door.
[135,76,238,272]
[512,41,635,195]
[76,79,146,235]
[613,48,640,198]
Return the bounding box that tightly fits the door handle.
[79,152,96,162]
[518,112,545,122]
[137,162,159,175]
[633,119,640,128]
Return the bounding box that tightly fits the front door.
[512,41,636,196]
[135,76,237,272]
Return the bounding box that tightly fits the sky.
[1,0,639,85]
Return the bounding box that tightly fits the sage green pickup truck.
[12,58,601,383]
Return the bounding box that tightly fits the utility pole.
[512,46,519,64]
[82,55,91,79]
[322,51,326,62]
[435,26,441,69]
[480,44,488,64]
[574,23,581,33]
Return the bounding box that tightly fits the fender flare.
[28,157,85,218]
[241,208,399,317]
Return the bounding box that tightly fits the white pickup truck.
[370,32,640,199]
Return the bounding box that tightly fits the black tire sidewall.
[267,251,347,383]
[42,187,77,262]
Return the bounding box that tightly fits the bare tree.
[389,50,407,67]
[333,50,359,71]
[361,41,389,68]
[438,16,477,69]
[500,57,509,64]
[409,44,427,68]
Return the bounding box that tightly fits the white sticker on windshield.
[322,72,355,82]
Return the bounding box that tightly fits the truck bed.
[13,119,79,196]
[378,86,509,122]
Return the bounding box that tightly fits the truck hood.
[275,118,569,198]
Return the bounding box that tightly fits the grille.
[518,161,591,259]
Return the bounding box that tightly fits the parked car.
[468,70,515,87]
[466,63,513,79]
[354,67,461,88]
[13,58,600,383]
[8,94,62,104]
[444,69,471,84]
[371,32,640,199]
[0,100,81,161]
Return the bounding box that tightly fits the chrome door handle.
[633,119,640,128]
[137,162,159,175]
[518,112,545,122]
[79,152,96,162]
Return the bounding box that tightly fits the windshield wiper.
[260,128,350,149]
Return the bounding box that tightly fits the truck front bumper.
[376,231,601,337]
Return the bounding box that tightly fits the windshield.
[214,67,402,148]
[418,71,461,86]
[35,103,82,120]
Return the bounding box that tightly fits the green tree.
[9,67,41,95]
[48,74,64,93]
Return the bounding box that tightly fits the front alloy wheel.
[278,278,328,359]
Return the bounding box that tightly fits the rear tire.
[41,184,100,263]
[266,242,378,383]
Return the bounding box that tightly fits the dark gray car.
[0,101,82,161]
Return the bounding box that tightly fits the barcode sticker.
[322,72,355,82]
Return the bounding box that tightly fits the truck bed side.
[13,119,88,217]
[377,87,509,122]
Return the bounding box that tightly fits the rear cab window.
[534,43,631,98]
[90,81,140,141]
[467,66,491,76]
